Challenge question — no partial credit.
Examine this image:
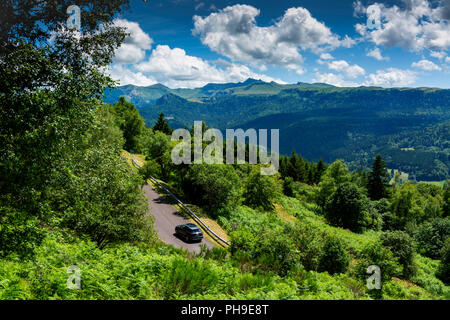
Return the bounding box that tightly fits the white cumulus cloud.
[193,4,354,74]
[412,59,442,71]
[113,19,153,64]
[327,60,366,78]
[367,47,389,61]
[355,0,450,52]
[320,53,334,60]
[135,45,285,88]
[364,68,417,86]
[313,72,359,87]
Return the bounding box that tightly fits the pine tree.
[315,159,327,184]
[152,113,172,135]
[367,155,390,200]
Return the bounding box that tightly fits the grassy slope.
[277,195,450,299]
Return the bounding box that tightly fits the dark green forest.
[1,0,450,301]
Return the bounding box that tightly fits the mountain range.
[104,79,450,181]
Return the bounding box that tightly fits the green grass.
[279,196,380,255]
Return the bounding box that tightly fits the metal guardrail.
[131,154,230,247]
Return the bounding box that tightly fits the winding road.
[143,184,215,253]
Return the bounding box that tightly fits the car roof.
[185,223,200,229]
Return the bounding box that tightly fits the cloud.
[133,45,285,88]
[430,50,447,60]
[367,47,389,61]
[193,4,354,74]
[327,60,366,78]
[108,19,286,88]
[355,0,450,52]
[195,2,205,11]
[107,64,157,87]
[412,59,442,71]
[363,68,417,86]
[320,53,334,60]
[313,72,359,87]
[113,19,153,64]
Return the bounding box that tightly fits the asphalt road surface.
[143,184,215,253]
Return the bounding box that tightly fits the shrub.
[381,231,417,279]
[436,238,450,285]
[318,235,350,275]
[325,182,369,233]
[243,168,282,211]
[230,227,300,277]
[389,182,424,230]
[184,164,242,213]
[356,242,402,283]
[415,217,450,259]
[288,221,323,271]
[283,177,295,197]
[0,206,44,258]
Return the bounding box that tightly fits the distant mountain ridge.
[104,80,450,180]
[103,78,335,107]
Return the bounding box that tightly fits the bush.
[436,238,450,285]
[283,177,295,197]
[381,231,417,279]
[243,168,282,211]
[230,226,300,277]
[389,182,424,230]
[184,164,242,213]
[325,182,369,233]
[287,221,323,271]
[415,218,450,259]
[318,235,350,275]
[356,242,402,283]
[0,206,44,258]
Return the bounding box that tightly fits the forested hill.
[104,82,450,181]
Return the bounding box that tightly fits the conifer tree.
[367,155,390,200]
[152,113,172,135]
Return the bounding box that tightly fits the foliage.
[381,231,417,279]
[315,160,351,210]
[47,118,150,248]
[184,164,242,213]
[325,182,369,233]
[141,130,172,179]
[110,97,145,152]
[0,206,44,258]
[230,227,300,277]
[444,181,450,217]
[282,177,296,197]
[367,155,390,200]
[243,168,282,211]
[0,0,136,255]
[356,242,402,283]
[415,218,450,259]
[437,238,450,285]
[388,183,425,230]
[152,113,173,135]
[318,235,350,275]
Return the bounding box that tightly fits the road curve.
[143,184,215,253]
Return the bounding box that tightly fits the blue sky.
[108,0,450,88]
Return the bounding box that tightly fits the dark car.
[175,223,204,243]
